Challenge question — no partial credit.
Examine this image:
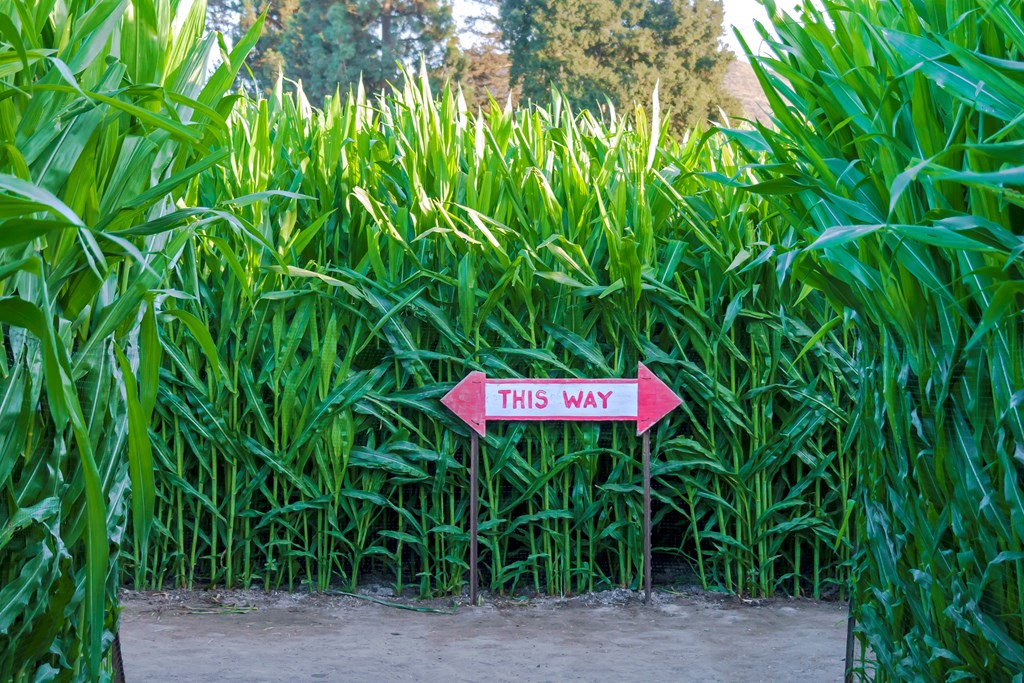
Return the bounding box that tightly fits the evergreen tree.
[497,0,736,128]
[281,0,458,101]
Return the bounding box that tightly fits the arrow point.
[636,362,682,435]
[441,371,487,436]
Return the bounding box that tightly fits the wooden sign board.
[441,363,683,605]
[442,363,681,435]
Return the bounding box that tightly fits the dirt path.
[119,589,849,682]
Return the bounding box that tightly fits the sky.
[720,0,802,57]
[452,0,803,59]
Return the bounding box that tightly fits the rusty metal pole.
[470,432,479,606]
[643,429,652,604]
[112,628,126,683]
[844,593,856,682]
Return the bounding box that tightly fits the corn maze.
[1,0,1023,680]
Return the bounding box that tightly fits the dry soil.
[119,588,849,682]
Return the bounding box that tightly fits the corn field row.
[727,0,1024,679]
[130,77,859,603]
[0,0,266,679]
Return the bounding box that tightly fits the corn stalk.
[0,0,260,679]
[725,0,1024,678]
[137,72,857,604]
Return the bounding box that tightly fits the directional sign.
[441,363,682,436]
[440,362,682,606]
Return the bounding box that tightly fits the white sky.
[721,0,802,57]
[452,0,803,60]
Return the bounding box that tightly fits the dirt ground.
[119,588,850,682]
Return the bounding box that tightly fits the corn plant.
[134,71,858,604]
[725,0,1024,678]
[0,0,260,679]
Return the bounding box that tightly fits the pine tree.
[497,0,736,128]
[281,0,458,101]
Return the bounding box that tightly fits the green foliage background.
[133,77,856,608]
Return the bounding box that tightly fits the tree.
[456,31,519,107]
[241,0,301,93]
[447,2,520,107]
[497,0,737,128]
[207,0,245,40]
[280,0,458,102]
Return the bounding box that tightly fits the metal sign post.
[643,429,652,604]
[442,362,682,605]
[469,431,479,606]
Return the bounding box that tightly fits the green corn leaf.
[113,344,156,572]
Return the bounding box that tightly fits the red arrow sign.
[441,363,682,437]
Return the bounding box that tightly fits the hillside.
[724,60,772,125]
